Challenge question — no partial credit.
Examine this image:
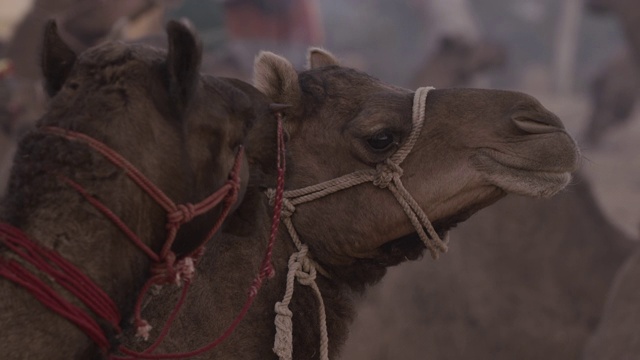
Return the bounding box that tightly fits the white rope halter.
[267,86,446,360]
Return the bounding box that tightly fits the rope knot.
[373,160,403,188]
[135,319,153,341]
[168,203,196,225]
[151,252,197,286]
[266,188,296,218]
[173,256,196,285]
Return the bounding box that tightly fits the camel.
[341,171,636,360]
[586,0,640,68]
[0,20,272,359]
[583,0,640,145]
[410,34,506,89]
[117,48,580,359]
[584,48,639,146]
[0,1,249,197]
[583,244,640,359]
[0,0,179,197]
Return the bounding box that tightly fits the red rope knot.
[373,160,403,188]
[167,203,196,225]
[261,261,276,280]
[151,251,198,286]
[151,252,176,283]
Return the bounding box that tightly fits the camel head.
[12,19,258,255]
[253,48,580,281]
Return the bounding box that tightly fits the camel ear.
[166,19,202,113]
[307,47,340,69]
[41,20,77,97]
[253,51,301,106]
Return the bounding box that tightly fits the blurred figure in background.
[409,0,506,88]
[222,0,325,73]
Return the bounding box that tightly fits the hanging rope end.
[135,319,153,341]
[273,301,294,360]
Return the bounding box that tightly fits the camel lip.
[471,151,575,197]
[474,148,578,174]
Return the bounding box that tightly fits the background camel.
[583,243,640,359]
[341,171,636,360]
[118,48,580,359]
[409,34,506,89]
[583,48,639,146]
[575,2,640,356]
[583,0,640,145]
[0,20,268,359]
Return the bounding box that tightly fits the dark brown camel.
[0,0,176,196]
[119,49,580,359]
[341,171,636,360]
[0,20,270,359]
[410,34,506,89]
[0,1,248,197]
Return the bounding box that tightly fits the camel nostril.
[512,115,564,134]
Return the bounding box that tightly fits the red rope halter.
[113,112,287,359]
[0,125,245,355]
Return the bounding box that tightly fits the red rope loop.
[167,203,196,225]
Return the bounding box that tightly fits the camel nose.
[512,112,565,134]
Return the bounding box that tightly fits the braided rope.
[268,87,443,360]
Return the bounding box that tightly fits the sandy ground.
[532,91,640,239]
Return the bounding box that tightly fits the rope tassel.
[273,301,294,360]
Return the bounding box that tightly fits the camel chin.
[471,152,573,198]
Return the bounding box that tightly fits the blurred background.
[0,1,638,359]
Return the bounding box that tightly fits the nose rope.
[267,86,445,360]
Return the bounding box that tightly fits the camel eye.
[367,130,395,151]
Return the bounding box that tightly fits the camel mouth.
[471,151,575,198]
[380,203,489,264]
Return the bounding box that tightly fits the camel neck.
[0,145,169,358]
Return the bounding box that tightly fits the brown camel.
[584,0,640,146]
[586,0,640,68]
[341,171,636,360]
[584,48,639,146]
[584,243,640,359]
[410,34,506,89]
[0,20,271,359]
[119,48,580,359]
[580,5,640,353]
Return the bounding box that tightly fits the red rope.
[0,126,244,356]
[0,223,117,351]
[111,112,287,359]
